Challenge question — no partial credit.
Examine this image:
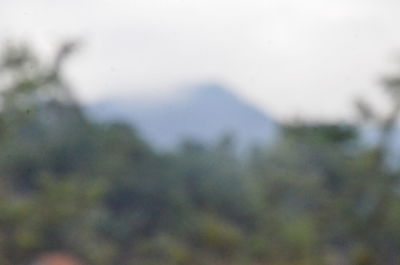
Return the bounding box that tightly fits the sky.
[1,0,400,121]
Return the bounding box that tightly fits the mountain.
[86,83,279,150]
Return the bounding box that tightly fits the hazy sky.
[1,0,400,120]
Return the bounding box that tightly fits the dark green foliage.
[283,123,358,144]
[1,42,400,265]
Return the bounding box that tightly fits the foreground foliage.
[0,43,400,265]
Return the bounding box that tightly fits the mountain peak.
[185,83,237,101]
[87,83,279,149]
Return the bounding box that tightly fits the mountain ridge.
[86,83,279,149]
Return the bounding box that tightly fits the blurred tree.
[0,42,103,265]
[2,40,400,265]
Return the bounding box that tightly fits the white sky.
[1,0,400,121]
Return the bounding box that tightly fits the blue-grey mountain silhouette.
[87,83,279,149]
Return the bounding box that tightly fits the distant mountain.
[86,83,279,150]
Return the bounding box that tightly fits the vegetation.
[1,42,400,265]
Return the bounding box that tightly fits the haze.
[1,0,400,120]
